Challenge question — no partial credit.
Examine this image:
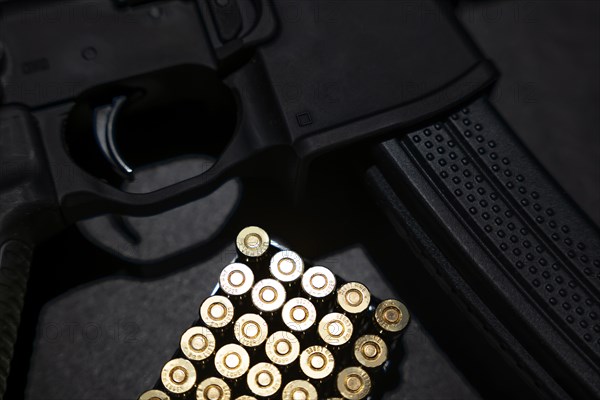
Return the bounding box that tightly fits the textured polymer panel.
[400,102,600,359]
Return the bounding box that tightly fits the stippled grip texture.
[0,241,32,398]
[373,97,600,398]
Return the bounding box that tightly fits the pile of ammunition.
[139,227,409,400]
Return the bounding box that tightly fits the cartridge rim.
[220,263,255,296]
[269,251,304,282]
[318,312,354,346]
[301,266,336,298]
[247,362,282,397]
[251,279,287,312]
[235,397,257,400]
[282,297,317,331]
[236,226,270,258]
[337,282,371,314]
[181,326,216,361]
[196,377,231,400]
[354,335,388,368]
[282,380,318,400]
[138,389,170,400]
[214,343,250,379]
[336,366,371,400]
[299,345,335,380]
[161,358,196,394]
[200,296,235,328]
[265,331,301,365]
[374,299,410,333]
[234,313,269,347]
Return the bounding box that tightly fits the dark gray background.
[7,1,599,400]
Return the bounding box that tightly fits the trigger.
[93,96,134,179]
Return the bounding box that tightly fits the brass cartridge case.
[251,279,286,313]
[281,297,317,332]
[336,366,371,400]
[200,296,235,329]
[337,283,370,314]
[220,263,255,297]
[299,345,335,380]
[234,313,269,347]
[269,250,304,283]
[318,312,354,346]
[246,362,282,397]
[196,377,231,400]
[264,331,301,366]
[161,358,196,395]
[180,326,216,362]
[282,380,318,400]
[301,266,336,299]
[353,335,388,368]
[374,299,410,333]
[214,343,251,379]
[236,226,270,258]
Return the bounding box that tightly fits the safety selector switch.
[138,227,410,399]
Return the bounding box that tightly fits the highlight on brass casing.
[269,250,304,283]
[161,358,196,395]
[214,343,250,379]
[265,330,301,366]
[200,295,235,329]
[301,266,336,298]
[337,282,371,314]
[234,313,269,347]
[299,345,335,380]
[236,226,270,258]
[235,396,257,400]
[281,297,317,332]
[246,362,282,397]
[180,326,216,361]
[196,377,231,400]
[374,299,410,333]
[220,263,255,296]
[318,312,354,346]
[251,278,287,312]
[138,389,170,400]
[282,380,318,400]
[354,335,388,368]
[336,366,371,400]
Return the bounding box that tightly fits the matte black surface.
[371,97,600,399]
[0,1,598,400]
